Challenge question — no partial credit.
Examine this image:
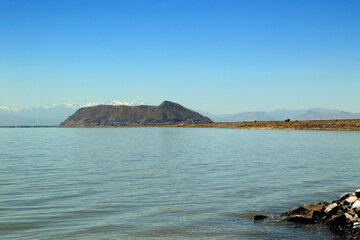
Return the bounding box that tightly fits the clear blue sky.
[0,0,359,114]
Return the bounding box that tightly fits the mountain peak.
[159,100,180,107]
[60,101,213,127]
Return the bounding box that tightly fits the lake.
[1,127,359,239]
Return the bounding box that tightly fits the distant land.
[1,100,360,126]
[59,101,213,127]
[0,101,143,126]
[201,108,360,122]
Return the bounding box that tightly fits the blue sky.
[0,0,359,114]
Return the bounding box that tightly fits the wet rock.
[277,189,360,239]
[287,210,322,224]
[287,211,316,224]
[282,206,305,217]
[251,215,268,221]
[303,203,324,212]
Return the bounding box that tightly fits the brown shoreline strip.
[63,119,360,131]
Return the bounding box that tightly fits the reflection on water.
[1,128,358,239]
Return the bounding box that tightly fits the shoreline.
[71,119,360,131]
[178,119,360,131]
[3,119,360,131]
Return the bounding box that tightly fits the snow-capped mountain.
[0,100,145,126]
[40,100,145,110]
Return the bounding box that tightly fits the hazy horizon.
[2,100,360,116]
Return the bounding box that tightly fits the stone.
[352,200,360,209]
[287,211,317,224]
[274,190,360,239]
[326,214,349,227]
[303,203,324,212]
[354,207,360,215]
[343,196,357,206]
[282,206,305,216]
[345,213,356,222]
[356,189,360,198]
[340,192,354,201]
[324,203,338,215]
[251,215,268,221]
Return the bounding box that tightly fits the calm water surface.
[1,128,359,239]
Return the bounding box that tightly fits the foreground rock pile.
[253,190,360,239]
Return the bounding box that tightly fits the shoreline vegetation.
[3,119,360,130]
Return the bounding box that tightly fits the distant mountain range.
[0,101,144,126]
[202,108,360,122]
[1,101,360,126]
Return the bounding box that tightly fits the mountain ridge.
[59,101,213,127]
[1,102,360,126]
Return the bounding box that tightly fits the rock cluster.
[253,189,360,239]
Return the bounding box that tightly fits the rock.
[354,207,360,215]
[324,203,338,215]
[340,192,354,201]
[251,215,268,221]
[267,190,360,239]
[352,200,360,209]
[326,214,349,227]
[356,189,360,198]
[287,211,319,224]
[282,206,305,216]
[345,213,356,222]
[343,196,358,206]
[303,203,324,212]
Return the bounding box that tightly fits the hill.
[59,101,213,127]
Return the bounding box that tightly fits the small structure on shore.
[253,189,360,239]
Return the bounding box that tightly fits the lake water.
[1,128,359,239]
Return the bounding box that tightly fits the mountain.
[0,101,144,126]
[59,101,213,127]
[209,108,360,122]
[2,101,360,126]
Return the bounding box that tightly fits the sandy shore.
[116,119,360,131]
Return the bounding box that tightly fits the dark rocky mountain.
[59,101,213,127]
